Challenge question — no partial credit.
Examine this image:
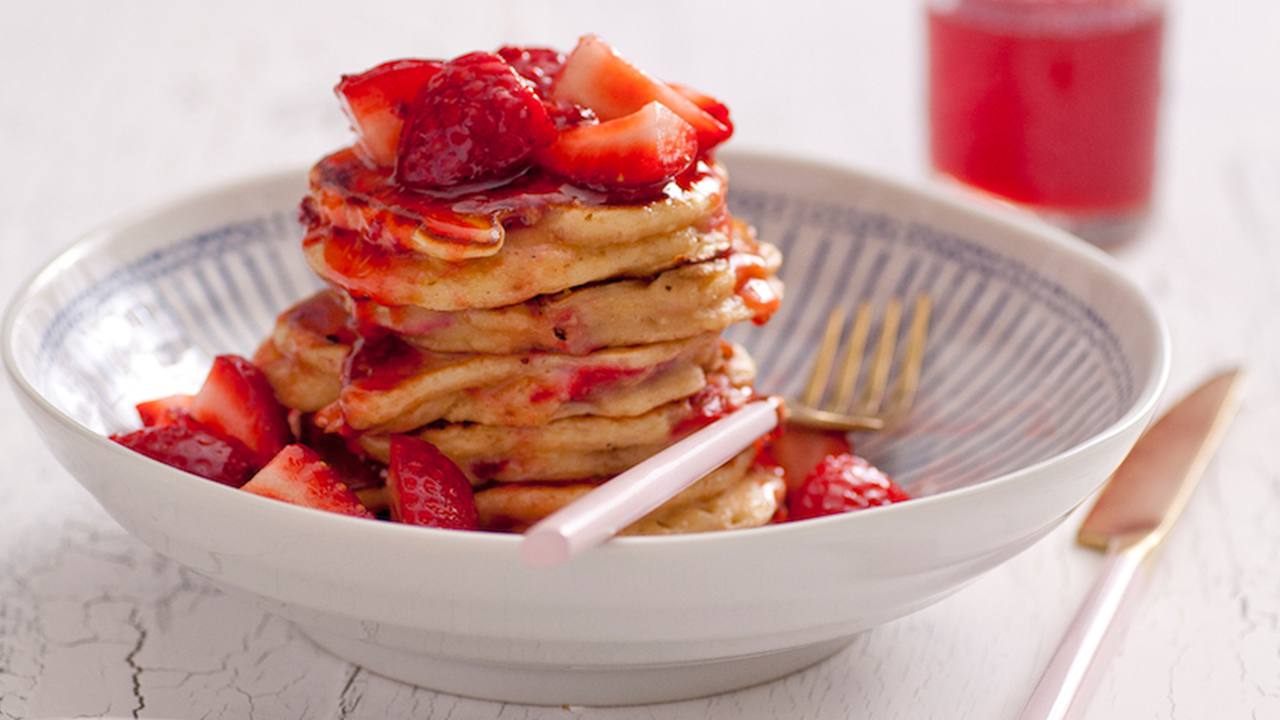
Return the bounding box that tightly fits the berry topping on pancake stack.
[111,36,906,531]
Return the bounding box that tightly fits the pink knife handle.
[521,397,782,567]
[1018,543,1147,720]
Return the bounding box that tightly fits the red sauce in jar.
[928,0,1163,212]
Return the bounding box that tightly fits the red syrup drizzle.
[672,373,752,437]
[728,252,781,324]
[469,459,510,481]
[526,363,647,405]
[341,330,426,392]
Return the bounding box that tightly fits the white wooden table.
[2,2,1277,718]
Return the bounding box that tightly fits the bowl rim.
[1,149,1170,551]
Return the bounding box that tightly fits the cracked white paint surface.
[1,1,1278,718]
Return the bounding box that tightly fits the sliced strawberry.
[537,101,696,190]
[789,453,908,521]
[396,52,557,189]
[136,394,194,427]
[551,35,731,149]
[111,416,257,488]
[388,435,478,530]
[190,355,291,466]
[242,445,373,518]
[768,425,853,493]
[336,59,443,168]
[670,82,733,137]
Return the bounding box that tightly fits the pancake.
[307,148,727,262]
[254,290,355,412]
[255,340,341,413]
[471,453,783,532]
[355,345,757,483]
[624,466,784,535]
[303,147,730,312]
[353,449,783,535]
[303,221,732,312]
[325,332,724,432]
[358,241,783,355]
[254,292,733,431]
[472,447,761,532]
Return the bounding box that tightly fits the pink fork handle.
[1018,543,1147,720]
[521,397,782,567]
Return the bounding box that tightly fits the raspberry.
[396,52,556,189]
[788,453,908,521]
[546,100,598,131]
[496,46,565,97]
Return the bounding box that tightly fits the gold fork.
[789,296,932,432]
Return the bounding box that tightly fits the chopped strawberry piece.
[537,101,696,190]
[298,416,385,492]
[674,375,745,436]
[768,425,853,493]
[789,453,909,521]
[495,46,564,97]
[242,445,373,518]
[551,35,731,150]
[396,52,557,189]
[111,416,257,488]
[336,59,443,168]
[136,394,194,427]
[190,355,291,466]
[388,435,478,530]
[670,82,734,136]
[566,365,645,401]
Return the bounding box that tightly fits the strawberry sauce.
[673,374,752,437]
[729,252,781,324]
[342,333,426,392]
[566,365,647,401]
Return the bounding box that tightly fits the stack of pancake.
[255,147,785,534]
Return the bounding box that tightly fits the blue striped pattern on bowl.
[9,157,1136,497]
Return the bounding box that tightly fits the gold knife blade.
[1078,367,1245,552]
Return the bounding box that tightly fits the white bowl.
[2,151,1168,706]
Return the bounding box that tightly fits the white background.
[1,1,1278,718]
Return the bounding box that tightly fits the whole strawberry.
[396,52,556,189]
[788,453,908,521]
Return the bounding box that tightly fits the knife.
[1018,368,1245,720]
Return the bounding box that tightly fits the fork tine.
[832,302,873,410]
[801,308,846,407]
[884,295,932,420]
[853,298,902,416]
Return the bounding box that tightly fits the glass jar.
[926,0,1166,245]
